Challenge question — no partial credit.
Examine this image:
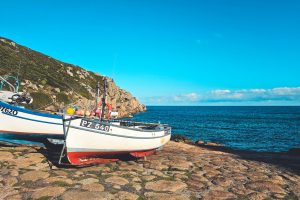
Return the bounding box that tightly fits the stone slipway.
[0,141,299,200]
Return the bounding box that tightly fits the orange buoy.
[76,109,84,116]
[85,111,90,116]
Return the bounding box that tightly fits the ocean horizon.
[130,106,300,152]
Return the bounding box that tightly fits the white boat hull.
[65,118,171,165]
[0,101,63,142]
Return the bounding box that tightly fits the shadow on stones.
[195,143,300,175]
[0,141,19,147]
[0,141,139,169]
[37,144,140,169]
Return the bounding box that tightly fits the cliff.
[0,37,146,117]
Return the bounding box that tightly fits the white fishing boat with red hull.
[60,117,171,165]
[1,75,172,165]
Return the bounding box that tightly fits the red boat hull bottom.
[129,150,156,158]
[67,150,156,165]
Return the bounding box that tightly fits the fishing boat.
[58,79,172,165]
[0,74,172,165]
[60,117,171,165]
[0,101,64,142]
[0,75,64,142]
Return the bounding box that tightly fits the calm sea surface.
[131,106,300,152]
[1,106,299,152]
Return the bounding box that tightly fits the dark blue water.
[131,106,300,152]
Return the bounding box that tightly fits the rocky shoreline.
[0,139,299,200]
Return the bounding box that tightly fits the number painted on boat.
[80,119,110,132]
[0,106,18,116]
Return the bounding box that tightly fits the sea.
[130,106,300,152]
[1,106,299,152]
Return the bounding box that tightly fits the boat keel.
[130,150,156,158]
[66,149,156,165]
[67,152,120,165]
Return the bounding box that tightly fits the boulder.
[53,88,61,93]
[114,191,139,200]
[20,171,49,181]
[81,183,105,192]
[145,180,187,192]
[105,176,129,186]
[206,142,222,146]
[31,187,66,199]
[196,140,205,145]
[61,190,114,200]
[79,178,99,185]
[171,134,192,143]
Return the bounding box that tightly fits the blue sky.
[1,0,300,105]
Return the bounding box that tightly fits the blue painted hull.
[0,101,64,145]
[0,132,64,142]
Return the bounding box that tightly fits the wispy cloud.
[206,87,300,102]
[173,92,199,102]
[141,87,300,105]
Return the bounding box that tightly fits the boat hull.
[0,101,64,143]
[65,118,171,165]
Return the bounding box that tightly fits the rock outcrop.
[0,37,146,117]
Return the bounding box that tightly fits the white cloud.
[249,89,266,93]
[204,87,300,102]
[184,92,199,101]
[232,93,243,99]
[141,86,300,105]
[173,92,199,102]
[211,89,231,95]
[271,87,300,95]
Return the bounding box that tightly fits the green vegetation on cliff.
[0,37,146,117]
[0,37,100,99]
[28,92,52,110]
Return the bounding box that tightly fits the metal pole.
[0,75,17,92]
[96,81,100,108]
[100,78,107,121]
[59,115,73,165]
[58,115,67,165]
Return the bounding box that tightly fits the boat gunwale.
[68,124,171,139]
[65,117,171,133]
[0,101,62,119]
[1,112,63,125]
